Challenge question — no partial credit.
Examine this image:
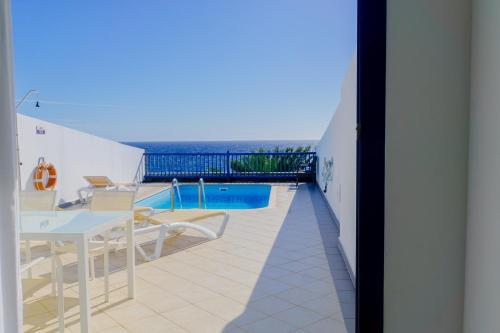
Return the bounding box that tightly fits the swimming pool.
[136,184,272,210]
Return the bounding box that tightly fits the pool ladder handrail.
[198,178,207,209]
[171,178,183,211]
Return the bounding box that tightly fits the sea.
[122,140,318,154]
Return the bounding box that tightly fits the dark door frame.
[356,0,386,332]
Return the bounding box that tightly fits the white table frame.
[20,211,135,333]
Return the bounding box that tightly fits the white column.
[385,0,471,332]
[464,1,500,331]
[0,0,22,332]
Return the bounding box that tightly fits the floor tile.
[248,296,294,315]
[277,272,319,288]
[162,304,227,333]
[136,289,190,313]
[301,295,342,317]
[122,314,187,333]
[241,316,295,333]
[337,290,356,304]
[95,326,130,333]
[195,296,266,324]
[344,318,355,333]
[333,279,354,291]
[302,317,347,333]
[275,288,321,305]
[272,306,324,328]
[339,302,356,319]
[104,301,156,324]
[301,280,337,295]
[66,310,118,332]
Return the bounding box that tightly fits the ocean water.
[123,140,317,154]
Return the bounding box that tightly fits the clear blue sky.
[12,0,356,142]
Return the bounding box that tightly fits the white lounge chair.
[79,188,229,262]
[132,208,229,261]
[92,202,229,262]
[77,176,137,203]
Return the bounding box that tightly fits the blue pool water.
[136,184,271,210]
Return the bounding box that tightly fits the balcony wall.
[464,0,500,331]
[316,56,357,280]
[17,114,144,204]
[384,0,471,332]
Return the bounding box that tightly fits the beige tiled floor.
[22,184,355,333]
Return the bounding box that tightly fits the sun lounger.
[131,208,230,261]
[77,176,137,203]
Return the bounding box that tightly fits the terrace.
[13,57,359,332]
[13,57,358,333]
[6,5,358,331]
[22,184,354,333]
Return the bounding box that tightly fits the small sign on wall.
[36,125,46,135]
[321,157,334,193]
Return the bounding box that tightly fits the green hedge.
[230,146,313,173]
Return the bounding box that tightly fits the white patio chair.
[20,191,57,279]
[20,191,64,331]
[56,190,136,281]
[21,256,65,333]
[20,190,57,211]
[55,190,136,301]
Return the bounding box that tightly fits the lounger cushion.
[139,209,226,225]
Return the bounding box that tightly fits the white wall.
[17,114,144,204]
[463,1,500,331]
[316,56,357,278]
[384,1,471,332]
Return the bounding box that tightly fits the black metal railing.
[142,151,316,182]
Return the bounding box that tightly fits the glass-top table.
[20,210,136,333]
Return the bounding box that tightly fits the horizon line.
[121,139,319,143]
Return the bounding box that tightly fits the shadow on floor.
[220,184,355,333]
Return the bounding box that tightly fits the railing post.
[170,187,175,212]
[198,184,202,208]
[141,154,144,182]
[226,150,230,180]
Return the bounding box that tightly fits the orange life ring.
[34,163,57,191]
